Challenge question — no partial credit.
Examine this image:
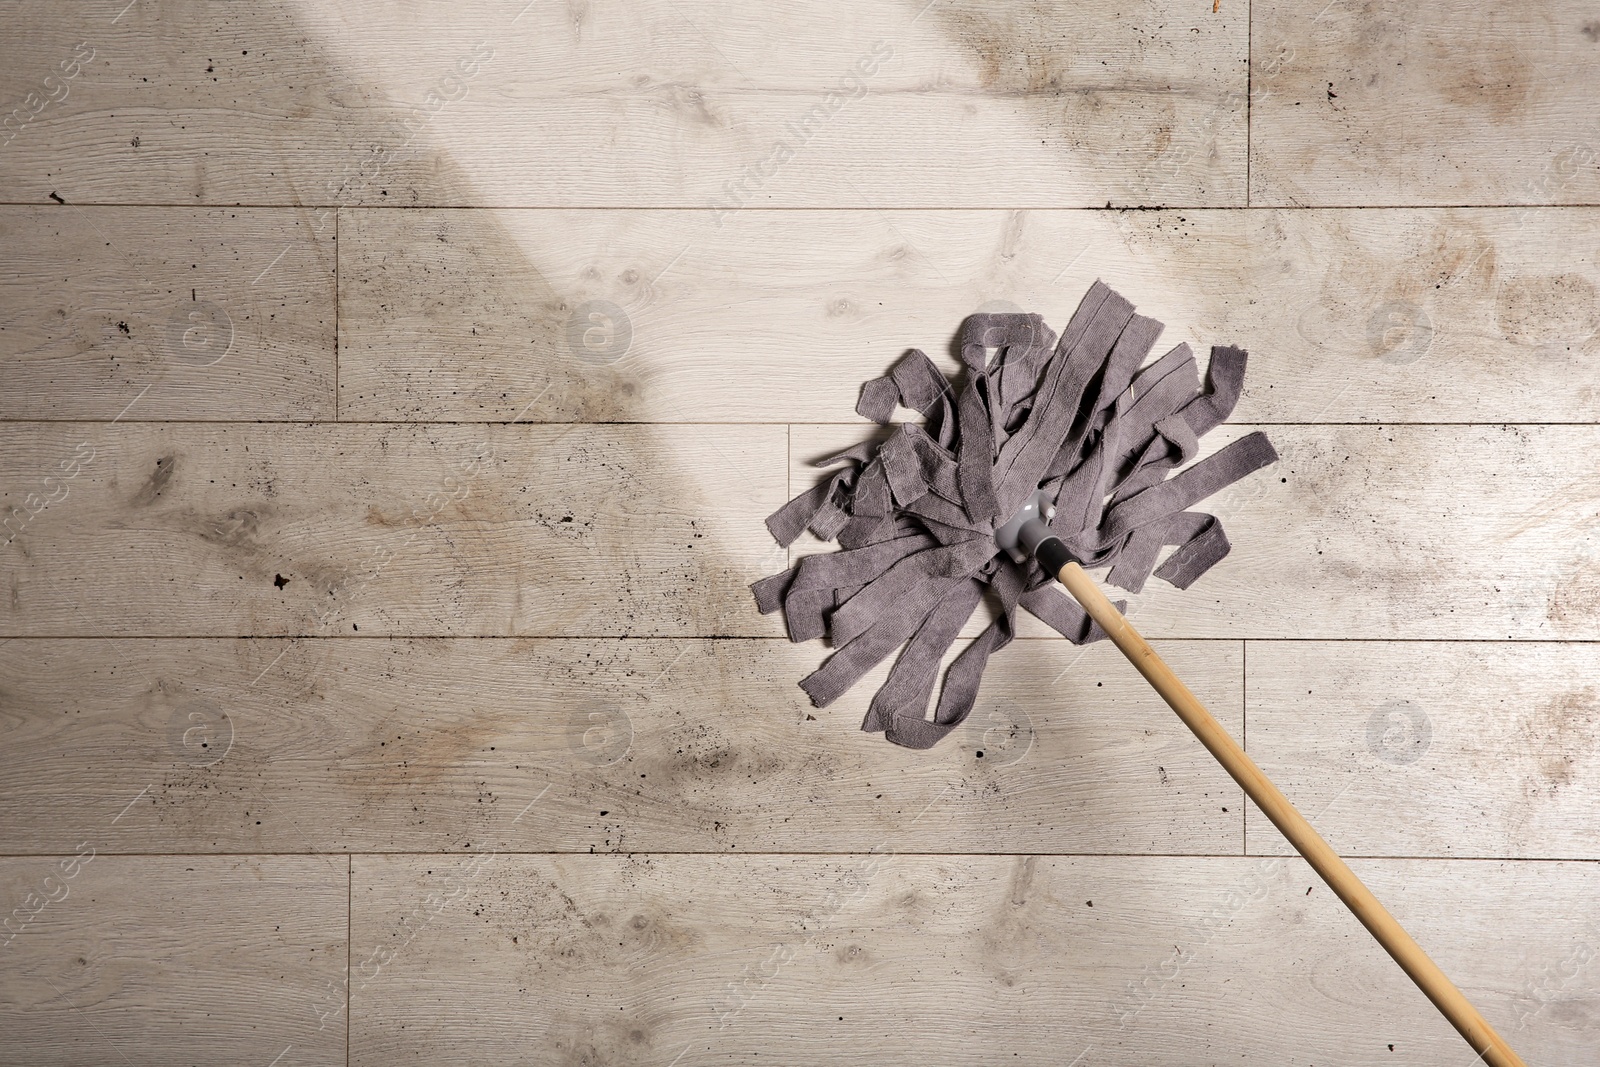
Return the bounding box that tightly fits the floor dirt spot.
[1428,21,1535,121]
[361,706,515,794]
[926,0,1186,179]
[181,507,267,551]
[1009,854,1038,906]
[1496,274,1600,351]
[130,455,177,506]
[936,0,1080,95]
[1292,214,1498,360]
[1517,686,1599,795]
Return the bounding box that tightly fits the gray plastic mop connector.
[993,488,1056,565]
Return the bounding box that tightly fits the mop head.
[752,281,1278,749]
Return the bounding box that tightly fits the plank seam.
[9,202,1600,211]
[7,636,1600,643]
[0,850,1588,862]
[8,420,1600,427]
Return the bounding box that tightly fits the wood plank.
[0,207,335,420]
[0,423,785,636]
[7,421,1592,642]
[0,0,1245,207]
[350,852,1595,1065]
[1246,641,1600,860]
[793,422,1600,641]
[1251,0,1600,206]
[338,207,1600,424]
[0,855,346,1066]
[0,637,1243,856]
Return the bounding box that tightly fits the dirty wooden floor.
[2,2,1598,1064]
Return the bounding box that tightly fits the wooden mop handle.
[1052,560,1528,1067]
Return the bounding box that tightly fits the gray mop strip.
[753,281,1278,749]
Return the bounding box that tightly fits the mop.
[752,281,1527,1067]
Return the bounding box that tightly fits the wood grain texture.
[3,2,1598,1062]
[6,420,1594,642]
[0,423,785,636]
[348,853,1594,1066]
[1251,1,1600,206]
[0,0,1244,208]
[0,856,347,1066]
[11,418,1595,642]
[338,206,1600,424]
[0,636,1243,856]
[793,422,1600,641]
[0,207,335,420]
[1246,642,1600,860]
